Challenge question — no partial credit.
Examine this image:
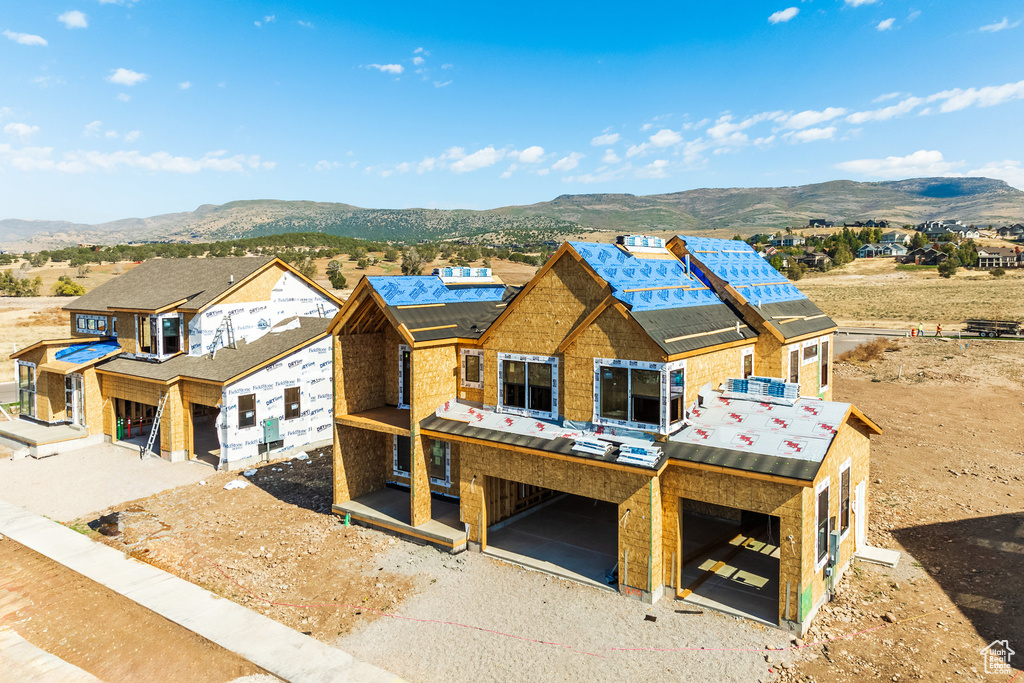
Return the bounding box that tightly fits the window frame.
[427,439,451,487]
[820,338,830,392]
[237,393,257,429]
[788,346,800,385]
[741,348,754,380]
[460,348,484,390]
[75,314,108,335]
[592,357,686,435]
[815,477,831,569]
[397,344,411,409]
[839,459,851,539]
[497,352,558,420]
[136,312,183,359]
[392,435,411,478]
[16,361,36,418]
[283,386,301,420]
[802,339,819,365]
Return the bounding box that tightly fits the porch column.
[410,430,432,527]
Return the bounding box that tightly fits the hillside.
[2,177,1022,250]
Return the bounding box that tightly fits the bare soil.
[0,537,269,682]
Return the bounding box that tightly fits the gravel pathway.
[0,443,212,521]
[338,541,797,682]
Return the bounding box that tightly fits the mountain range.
[2,177,1022,250]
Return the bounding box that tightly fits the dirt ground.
[0,298,73,382]
[0,537,269,682]
[799,257,1024,328]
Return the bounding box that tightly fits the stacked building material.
[572,438,614,457]
[615,444,663,468]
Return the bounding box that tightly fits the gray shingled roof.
[66,256,275,313]
[386,286,519,342]
[629,304,757,356]
[96,317,329,384]
[756,299,837,341]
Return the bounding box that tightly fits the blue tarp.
[568,241,723,311]
[367,276,507,307]
[54,339,121,365]
[675,235,807,306]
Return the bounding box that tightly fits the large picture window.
[137,313,183,358]
[497,353,558,419]
[593,358,686,434]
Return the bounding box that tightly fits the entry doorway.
[115,398,160,452]
[64,374,85,427]
[677,500,781,626]
[191,403,222,468]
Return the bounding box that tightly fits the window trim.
[392,434,411,478]
[497,352,558,420]
[427,439,451,487]
[238,393,257,429]
[820,338,831,392]
[815,477,831,570]
[16,361,36,419]
[741,348,754,379]
[283,386,301,421]
[75,314,108,335]
[397,344,411,409]
[839,459,851,539]
[788,346,800,385]
[135,312,183,359]
[460,348,484,390]
[592,357,686,435]
[802,339,820,365]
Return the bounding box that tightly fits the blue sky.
[2,1,1023,223]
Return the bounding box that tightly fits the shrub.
[383,248,401,262]
[53,275,86,296]
[357,258,370,270]
[786,264,804,281]
[937,258,959,278]
[990,268,1006,277]
[401,248,426,275]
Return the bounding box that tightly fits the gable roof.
[65,256,276,313]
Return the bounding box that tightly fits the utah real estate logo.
[980,639,1014,675]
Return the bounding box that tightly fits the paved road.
[0,381,14,405]
[834,326,1023,355]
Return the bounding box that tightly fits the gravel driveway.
[0,443,212,521]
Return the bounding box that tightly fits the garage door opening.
[115,399,160,454]
[485,480,618,592]
[677,499,780,626]
[191,403,221,468]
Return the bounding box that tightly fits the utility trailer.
[962,319,1021,337]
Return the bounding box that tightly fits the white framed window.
[136,312,183,359]
[75,314,108,335]
[392,435,411,477]
[497,352,558,420]
[788,345,800,384]
[592,358,686,434]
[16,361,36,418]
[802,339,819,365]
[815,477,831,570]
[741,348,754,379]
[839,459,851,539]
[398,345,411,409]
[460,348,484,390]
[427,439,451,487]
[820,339,830,392]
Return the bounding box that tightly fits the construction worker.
[936,323,943,337]
[917,322,924,338]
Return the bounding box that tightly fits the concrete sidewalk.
[0,499,401,683]
[0,626,102,683]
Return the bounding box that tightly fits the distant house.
[860,243,908,258]
[761,247,789,267]
[769,235,806,247]
[843,219,889,229]
[796,250,833,268]
[918,220,969,239]
[996,224,1024,240]
[902,247,949,266]
[880,231,911,245]
[977,246,1023,269]
[808,219,835,228]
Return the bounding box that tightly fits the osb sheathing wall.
[660,465,805,625]
[457,440,658,594]
[99,374,187,457]
[39,371,65,423]
[82,367,104,436]
[216,262,286,307]
[182,380,223,408]
[410,344,458,525]
[683,345,754,409]
[384,325,402,406]
[334,331,386,416]
[754,334,784,379]
[799,419,871,624]
[333,424,391,502]
[115,315,138,356]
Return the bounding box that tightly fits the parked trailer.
[962,319,1022,337]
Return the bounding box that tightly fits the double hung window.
[816,479,830,568]
[238,394,256,429]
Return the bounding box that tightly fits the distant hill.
[3,177,1022,250]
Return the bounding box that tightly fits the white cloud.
[106,68,148,86]
[179,81,191,90]
[105,130,119,139]
[602,149,621,164]
[844,0,878,6]
[649,128,683,147]
[58,11,88,29]
[979,17,1020,32]
[640,122,653,131]
[449,146,504,173]
[965,160,1024,190]
[872,91,903,103]
[412,56,424,66]
[706,112,781,146]
[0,145,275,174]
[784,126,836,143]
[930,79,1024,112]
[3,30,47,46]
[768,7,798,24]
[297,20,313,28]
[124,130,141,143]
[876,18,895,31]
[551,152,584,172]
[636,159,669,179]
[4,123,40,144]
[515,146,545,163]
[626,142,650,157]
[846,96,924,123]
[366,63,403,74]
[116,93,131,102]
[590,132,620,146]
[417,157,436,173]
[441,63,453,69]
[433,80,452,88]
[907,10,921,21]
[315,160,339,171]
[83,120,103,137]
[255,15,276,26]
[777,107,847,130]
[835,150,959,178]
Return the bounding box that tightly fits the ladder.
[316,303,327,318]
[208,315,236,359]
[140,393,169,459]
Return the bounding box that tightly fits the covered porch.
[333,486,466,552]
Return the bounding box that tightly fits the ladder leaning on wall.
[208,314,236,359]
[140,393,169,459]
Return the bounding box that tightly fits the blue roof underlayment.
[367,276,507,306]
[54,339,121,365]
[676,235,807,306]
[568,241,722,311]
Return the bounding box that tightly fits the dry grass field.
[799,257,1024,327]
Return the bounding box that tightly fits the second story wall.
[70,312,114,339]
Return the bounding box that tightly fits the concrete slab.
[0,499,402,683]
[0,419,87,447]
[334,487,466,553]
[856,545,901,567]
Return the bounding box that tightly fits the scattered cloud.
[433,80,451,88]
[515,146,545,163]
[872,91,903,103]
[297,20,313,28]
[626,142,650,157]
[123,130,141,143]
[106,68,148,86]
[448,146,504,173]
[844,0,878,6]
[116,93,131,102]
[768,7,798,24]
[777,107,847,130]
[907,10,921,21]
[590,132,620,146]
[4,123,40,144]
[179,81,191,90]
[877,18,895,31]
[929,79,1024,112]
[412,56,424,66]
[649,128,683,147]
[83,121,103,137]
[706,112,781,147]
[784,126,836,143]
[255,15,275,27]
[3,30,47,46]
[835,150,959,178]
[0,145,275,174]
[602,149,621,164]
[441,63,453,70]
[315,160,340,171]
[846,96,923,123]
[636,159,669,179]
[58,11,88,29]
[979,17,1020,33]
[105,130,119,139]
[965,160,1024,190]
[551,152,584,172]
[366,63,403,74]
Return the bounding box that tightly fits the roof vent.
[432,267,495,284]
[229,274,234,285]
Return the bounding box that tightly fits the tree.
[292,256,317,280]
[383,247,401,262]
[937,257,959,278]
[357,258,370,269]
[28,253,48,268]
[910,232,929,250]
[731,234,744,242]
[349,247,367,261]
[990,268,1006,277]
[401,248,426,275]
[769,255,785,273]
[786,264,804,281]
[53,275,86,296]
[328,269,347,289]
[76,263,92,278]
[326,259,342,274]
[830,243,854,267]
